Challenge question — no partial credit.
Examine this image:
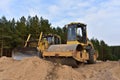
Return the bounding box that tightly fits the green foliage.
[0,15,66,48]
[91,38,119,61]
[110,46,120,60]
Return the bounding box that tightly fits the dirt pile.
[0,57,84,80]
[75,61,120,80]
[0,57,54,80]
[0,56,120,80]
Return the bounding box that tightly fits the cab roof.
[67,22,87,27]
[43,33,61,39]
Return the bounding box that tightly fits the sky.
[0,0,120,46]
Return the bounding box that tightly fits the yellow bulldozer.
[41,22,98,67]
[12,32,61,60]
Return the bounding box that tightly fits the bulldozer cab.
[43,34,61,45]
[67,22,87,44]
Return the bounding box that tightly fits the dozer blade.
[12,47,40,60]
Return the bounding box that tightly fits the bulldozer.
[41,22,98,67]
[12,32,61,60]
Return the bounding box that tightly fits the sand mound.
[75,61,120,80]
[0,57,84,80]
[54,65,85,80]
[0,57,54,80]
[0,57,119,80]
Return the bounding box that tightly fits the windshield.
[77,28,82,37]
[67,25,77,41]
[47,37,54,44]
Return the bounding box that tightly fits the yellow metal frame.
[67,40,85,46]
[24,34,31,47]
